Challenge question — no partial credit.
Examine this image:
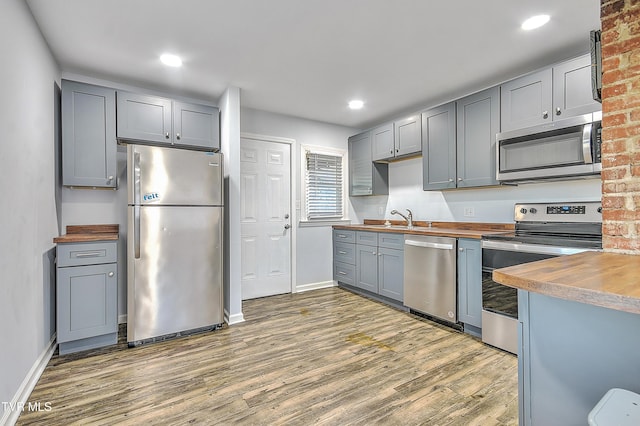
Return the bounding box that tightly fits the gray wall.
[240,108,358,288]
[352,157,602,223]
[0,0,60,420]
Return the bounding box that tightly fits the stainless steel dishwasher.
[403,235,457,323]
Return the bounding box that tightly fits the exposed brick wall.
[600,0,640,253]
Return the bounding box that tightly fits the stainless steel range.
[481,201,602,354]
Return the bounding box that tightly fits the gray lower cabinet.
[334,230,404,301]
[348,131,388,196]
[457,238,482,334]
[501,53,600,132]
[61,80,117,188]
[377,247,404,300]
[56,241,118,355]
[518,290,640,425]
[117,91,219,151]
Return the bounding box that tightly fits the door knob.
[542,111,549,119]
[284,214,290,219]
[108,272,114,277]
[284,224,291,230]
[555,107,562,116]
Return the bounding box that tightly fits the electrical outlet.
[378,206,384,215]
[464,207,475,217]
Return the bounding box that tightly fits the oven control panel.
[514,201,602,223]
[547,205,586,215]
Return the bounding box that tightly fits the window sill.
[298,219,351,228]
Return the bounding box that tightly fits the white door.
[240,138,292,299]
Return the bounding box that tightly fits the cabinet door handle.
[556,107,562,116]
[338,234,347,238]
[75,251,103,258]
[165,132,170,139]
[338,271,347,275]
[108,272,114,277]
[176,132,181,140]
[542,111,549,119]
[338,251,347,254]
[459,247,464,252]
[457,177,463,181]
[107,175,114,183]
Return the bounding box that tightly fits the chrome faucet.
[390,209,413,228]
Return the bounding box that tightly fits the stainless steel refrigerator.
[126,144,223,346]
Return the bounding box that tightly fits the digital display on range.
[547,205,586,214]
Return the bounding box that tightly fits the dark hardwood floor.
[18,287,518,425]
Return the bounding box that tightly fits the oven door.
[481,241,563,318]
[480,240,590,353]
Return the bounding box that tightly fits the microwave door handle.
[582,123,593,164]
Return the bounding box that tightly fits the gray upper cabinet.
[394,114,421,157]
[456,87,500,188]
[500,68,552,132]
[348,131,388,196]
[117,91,219,151]
[422,102,457,190]
[371,123,394,161]
[552,54,602,120]
[370,115,421,162]
[501,54,600,132]
[61,80,117,188]
[173,101,220,150]
[116,92,172,144]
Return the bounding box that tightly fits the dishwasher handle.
[405,239,454,250]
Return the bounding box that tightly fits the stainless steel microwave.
[496,112,602,182]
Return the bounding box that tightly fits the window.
[301,146,346,223]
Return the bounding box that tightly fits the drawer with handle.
[333,229,356,244]
[334,261,356,286]
[334,241,356,265]
[57,241,117,267]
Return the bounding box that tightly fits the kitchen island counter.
[493,251,640,315]
[493,251,640,425]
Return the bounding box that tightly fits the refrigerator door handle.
[134,205,141,259]
[134,151,141,205]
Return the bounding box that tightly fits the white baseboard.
[224,309,245,325]
[296,280,336,293]
[118,314,127,324]
[1,334,57,426]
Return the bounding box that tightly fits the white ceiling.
[26,0,600,129]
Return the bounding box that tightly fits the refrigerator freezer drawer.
[127,205,223,343]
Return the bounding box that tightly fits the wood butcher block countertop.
[53,224,119,243]
[334,220,514,239]
[493,251,640,315]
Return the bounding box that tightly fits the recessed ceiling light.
[348,100,364,110]
[521,14,550,31]
[160,53,182,67]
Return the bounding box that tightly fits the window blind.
[305,152,343,220]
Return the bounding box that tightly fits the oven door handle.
[481,240,597,256]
